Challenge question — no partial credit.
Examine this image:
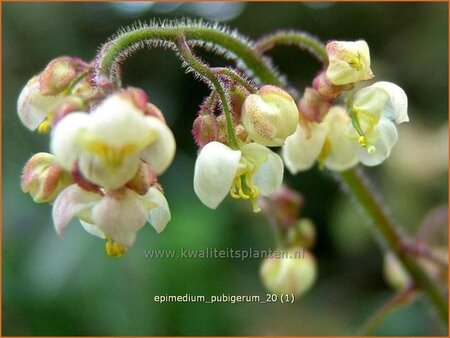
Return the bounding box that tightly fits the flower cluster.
[282,40,409,174]
[19,58,175,256]
[192,85,299,212]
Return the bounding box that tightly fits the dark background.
[2,2,448,336]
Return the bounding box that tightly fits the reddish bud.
[39,57,89,96]
[21,152,73,203]
[312,71,353,99]
[192,113,220,148]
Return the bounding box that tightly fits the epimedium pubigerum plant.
[18,20,447,325]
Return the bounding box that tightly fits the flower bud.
[126,161,158,195]
[298,87,331,122]
[21,152,73,203]
[192,113,220,148]
[260,249,317,297]
[261,185,304,227]
[287,218,316,248]
[325,40,374,85]
[312,71,353,99]
[39,57,88,96]
[241,85,299,147]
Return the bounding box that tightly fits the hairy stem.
[212,67,257,93]
[176,38,238,149]
[97,23,281,86]
[255,31,328,63]
[341,168,448,325]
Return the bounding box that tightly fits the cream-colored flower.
[193,141,283,211]
[241,85,299,147]
[53,184,170,255]
[282,106,359,173]
[51,93,175,189]
[325,40,374,85]
[348,81,408,166]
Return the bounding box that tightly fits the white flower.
[17,76,63,131]
[282,106,359,173]
[241,85,299,147]
[51,94,175,189]
[52,184,170,253]
[325,40,374,85]
[193,141,283,211]
[348,81,408,166]
[352,81,408,124]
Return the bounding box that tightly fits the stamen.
[105,239,127,257]
[38,119,51,134]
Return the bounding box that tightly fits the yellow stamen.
[38,119,51,134]
[105,239,127,257]
[347,53,363,70]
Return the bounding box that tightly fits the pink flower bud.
[21,152,73,203]
[192,114,220,148]
[261,185,304,228]
[39,57,89,96]
[312,72,353,99]
[298,87,331,122]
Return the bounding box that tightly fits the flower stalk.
[176,37,238,149]
[340,168,448,325]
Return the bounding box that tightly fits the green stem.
[97,23,281,86]
[255,31,328,63]
[341,168,448,325]
[176,38,238,149]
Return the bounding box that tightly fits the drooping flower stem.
[96,22,281,86]
[255,31,328,63]
[176,38,238,149]
[340,168,448,325]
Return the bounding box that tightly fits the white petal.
[89,95,154,147]
[140,116,176,175]
[282,123,328,174]
[79,220,106,239]
[323,107,359,171]
[358,117,398,166]
[51,112,89,171]
[252,149,284,196]
[92,189,147,248]
[17,77,61,130]
[352,85,389,123]
[193,141,241,209]
[145,187,171,233]
[372,81,408,124]
[52,184,101,236]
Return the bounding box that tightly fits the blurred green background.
[2,2,448,336]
